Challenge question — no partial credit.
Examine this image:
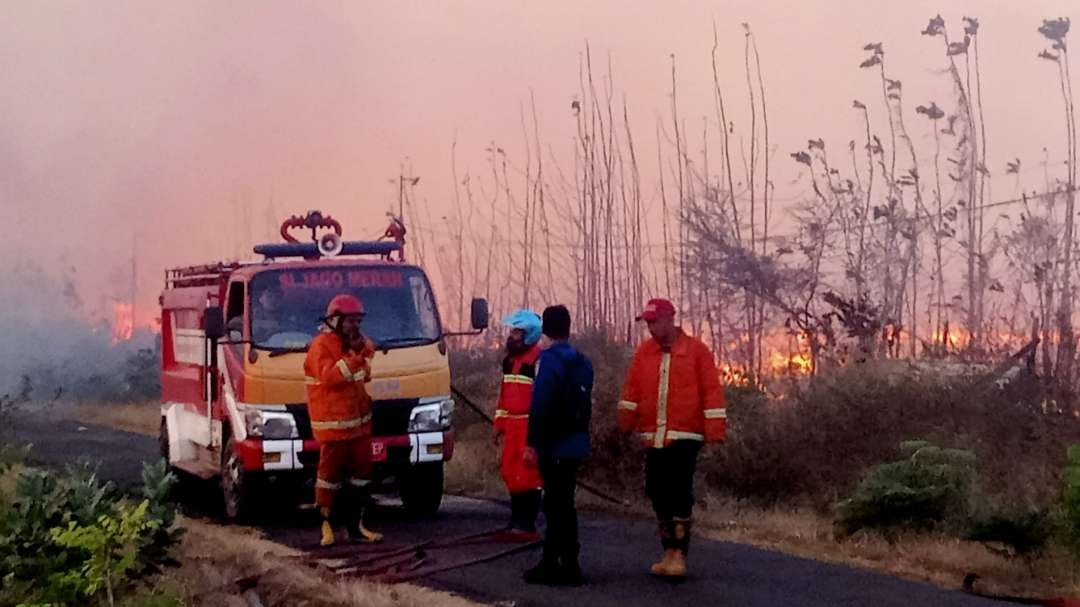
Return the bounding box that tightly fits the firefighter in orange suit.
[494,309,544,540]
[617,298,726,578]
[304,293,384,546]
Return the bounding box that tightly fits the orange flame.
[769,350,813,374]
[111,302,134,344]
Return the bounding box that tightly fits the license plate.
[371,439,387,462]
[369,378,402,399]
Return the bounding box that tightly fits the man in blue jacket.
[524,304,593,586]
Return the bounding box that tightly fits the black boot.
[558,555,586,587]
[523,558,562,585]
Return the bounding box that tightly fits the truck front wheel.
[221,437,259,522]
[400,462,444,517]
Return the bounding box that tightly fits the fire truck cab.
[158,211,487,520]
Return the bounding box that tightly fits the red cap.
[636,298,676,322]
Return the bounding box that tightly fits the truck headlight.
[243,408,298,439]
[409,397,453,432]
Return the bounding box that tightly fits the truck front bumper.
[234,430,455,472]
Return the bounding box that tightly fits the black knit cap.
[542,305,572,340]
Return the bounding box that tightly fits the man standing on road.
[304,293,384,547]
[524,305,593,586]
[618,298,726,578]
[494,309,544,540]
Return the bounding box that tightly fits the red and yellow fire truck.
[158,211,487,520]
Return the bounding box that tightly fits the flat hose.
[449,385,630,507]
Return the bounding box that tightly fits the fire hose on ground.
[449,385,630,508]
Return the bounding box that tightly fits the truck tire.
[400,462,444,517]
[221,437,259,522]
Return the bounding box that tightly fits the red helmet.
[325,294,364,318]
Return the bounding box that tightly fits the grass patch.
[68,401,161,436]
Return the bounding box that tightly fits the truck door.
[214,281,247,442]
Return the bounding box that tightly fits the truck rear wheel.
[221,437,259,522]
[400,462,444,517]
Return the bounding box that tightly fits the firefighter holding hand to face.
[304,293,384,546]
[618,298,726,578]
[493,310,544,540]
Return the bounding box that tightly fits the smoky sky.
[0,0,1075,341]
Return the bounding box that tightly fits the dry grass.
[149,516,483,607]
[445,424,502,497]
[68,400,160,436]
[0,462,22,510]
[691,493,1080,599]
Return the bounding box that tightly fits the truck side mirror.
[204,306,226,341]
[470,298,489,331]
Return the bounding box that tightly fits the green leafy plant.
[0,461,179,606]
[1062,444,1080,554]
[835,440,979,539]
[967,509,1055,563]
[51,500,161,606]
[135,460,182,575]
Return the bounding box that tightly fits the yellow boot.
[664,548,687,578]
[666,519,690,578]
[649,549,679,576]
[352,520,384,543]
[319,519,336,546]
[649,520,676,576]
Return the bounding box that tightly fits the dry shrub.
[456,337,1080,512]
[707,362,1080,510]
[447,333,640,497]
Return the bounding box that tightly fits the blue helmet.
[502,309,542,345]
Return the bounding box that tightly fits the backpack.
[557,351,593,434]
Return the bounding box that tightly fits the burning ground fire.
[111,302,134,344]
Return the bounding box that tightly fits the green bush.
[0,460,179,606]
[51,499,161,606]
[1062,444,1080,554]
[967,509,1055,561]
[835,440,979,539]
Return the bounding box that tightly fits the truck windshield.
[249,266,442,350]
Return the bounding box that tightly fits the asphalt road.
[11,416,1009,607]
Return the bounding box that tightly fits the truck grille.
[285,399,417,439]
[286,404,313,439]
[370,399,417,436]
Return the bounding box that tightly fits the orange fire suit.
[304,331,376,508]
[617,330,726,447]
[494,344,543,494]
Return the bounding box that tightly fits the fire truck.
[158,211,487,520]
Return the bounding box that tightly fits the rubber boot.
[524,529,562,585]
[523,559,561,585]
[352,520,384,543]
[319,507,336,547]
[501,490,542,542]
[560,547,586,587]
[340,483,383,544]
[665,519,690,578]
[649,520,675,576]
[345,493,384,543]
